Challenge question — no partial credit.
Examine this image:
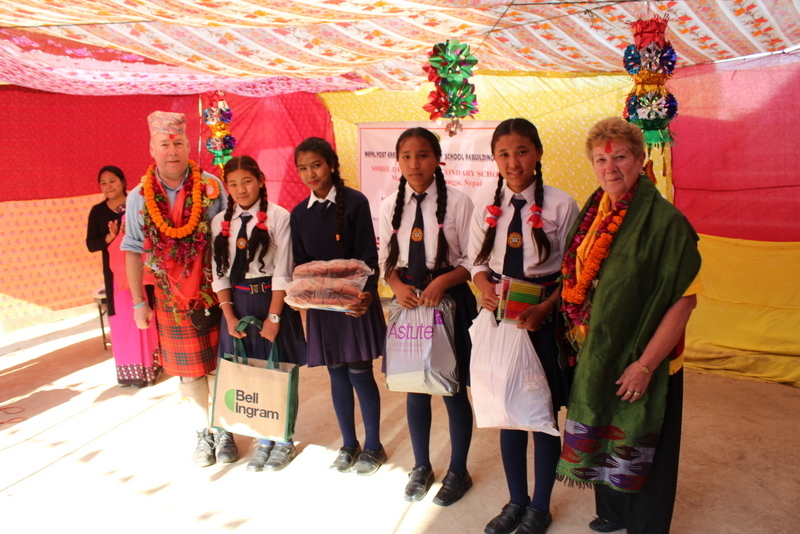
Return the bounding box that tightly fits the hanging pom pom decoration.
[422,39,479,137]
[203,91,236,168]
[623,16,678,150]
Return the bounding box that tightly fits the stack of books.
[495,275,544,323]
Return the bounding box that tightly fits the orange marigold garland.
[561,184,638,331]
[140,160,218,311]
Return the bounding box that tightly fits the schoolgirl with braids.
[290,137,388,476]
[210,155,307,473]
[468,119,579,534]
[378,127,478,506]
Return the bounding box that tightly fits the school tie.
[502,197,527,280]
[313,199,330,215]
[406,192,427,286]
[230,212,252,286]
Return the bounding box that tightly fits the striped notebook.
[496,275,544,323]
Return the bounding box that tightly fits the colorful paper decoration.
[203,91,236,167]
[422,39,479,136]
[623,17,678,149]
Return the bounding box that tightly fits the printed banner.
[358,120,501,239]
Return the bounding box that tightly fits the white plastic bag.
[385,295,458,396]
[469,309,558,435]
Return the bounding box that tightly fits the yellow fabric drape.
[685,234,800,386]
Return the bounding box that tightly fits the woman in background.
[87,165,161,386]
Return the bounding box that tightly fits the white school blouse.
[210,202,293,292]
[379,181,474,277]
[468,182,579,280]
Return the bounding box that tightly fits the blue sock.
[258,438,275,446]
[500,429,531,507]
[529,431,562,513]
[328,365,358,449]
[442,387,473,474]
[407,392,433,469]
[348,366,381,451]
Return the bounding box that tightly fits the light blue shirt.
[121,168,227,254]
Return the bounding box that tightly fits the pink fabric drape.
[671,53,800,242]
[197,92,334,211]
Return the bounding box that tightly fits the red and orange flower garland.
[561,184,638,328]
[140,160,219,308]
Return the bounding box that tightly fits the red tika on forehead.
[604,139,613,153]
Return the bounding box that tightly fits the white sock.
[179,377,210,431]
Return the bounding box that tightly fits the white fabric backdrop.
[358,120,501,241]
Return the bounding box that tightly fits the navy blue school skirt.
[305,291,386,368]
[217,276,307,366]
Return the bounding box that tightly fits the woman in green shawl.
[556,117,702,534]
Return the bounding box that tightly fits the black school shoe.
[432,470,473,506]
[329,445,361,472]
[516,508,552,534]
[484,502,525,534]
[246,443,274,472]
[263,443,297,471]
[404,466,435,502]
[589,517,625,532]
[350,446,388,476]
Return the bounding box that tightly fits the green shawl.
[556,176,701,492]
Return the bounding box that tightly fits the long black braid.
[474,174,505,266]
[474,118,551,267]
[384,127,450,277]
[213,155,272,277]
[248,184,272,272]
[294,137,346,252]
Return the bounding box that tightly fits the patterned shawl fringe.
[555,473,594,490]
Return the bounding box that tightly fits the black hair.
[97,165,127,191]
[294,137,346,252]
[213,155,272,277]
[383,127,450,278]
[474,118,551,266]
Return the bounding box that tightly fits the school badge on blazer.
[211,316,299,442]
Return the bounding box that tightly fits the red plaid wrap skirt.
[154,288,219,378]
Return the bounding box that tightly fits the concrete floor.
[1,311,799,534]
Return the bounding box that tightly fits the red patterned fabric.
[2,87,332,211]
[671,53,800,242]
[154,287,219,378]
[197,92,334,211]
[1,86,197,202]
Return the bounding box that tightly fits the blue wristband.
[133,300,147,309]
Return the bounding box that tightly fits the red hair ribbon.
[527,204,543,229]
[221,220,231,237]
[256,210,268,231]
[485,205,502,228]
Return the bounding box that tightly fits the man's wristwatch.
[268,313,281,324]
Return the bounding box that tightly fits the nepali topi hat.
[147,111,186,137]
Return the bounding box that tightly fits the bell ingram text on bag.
[224,389,280,420]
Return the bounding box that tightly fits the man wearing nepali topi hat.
[121,111,236,467]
